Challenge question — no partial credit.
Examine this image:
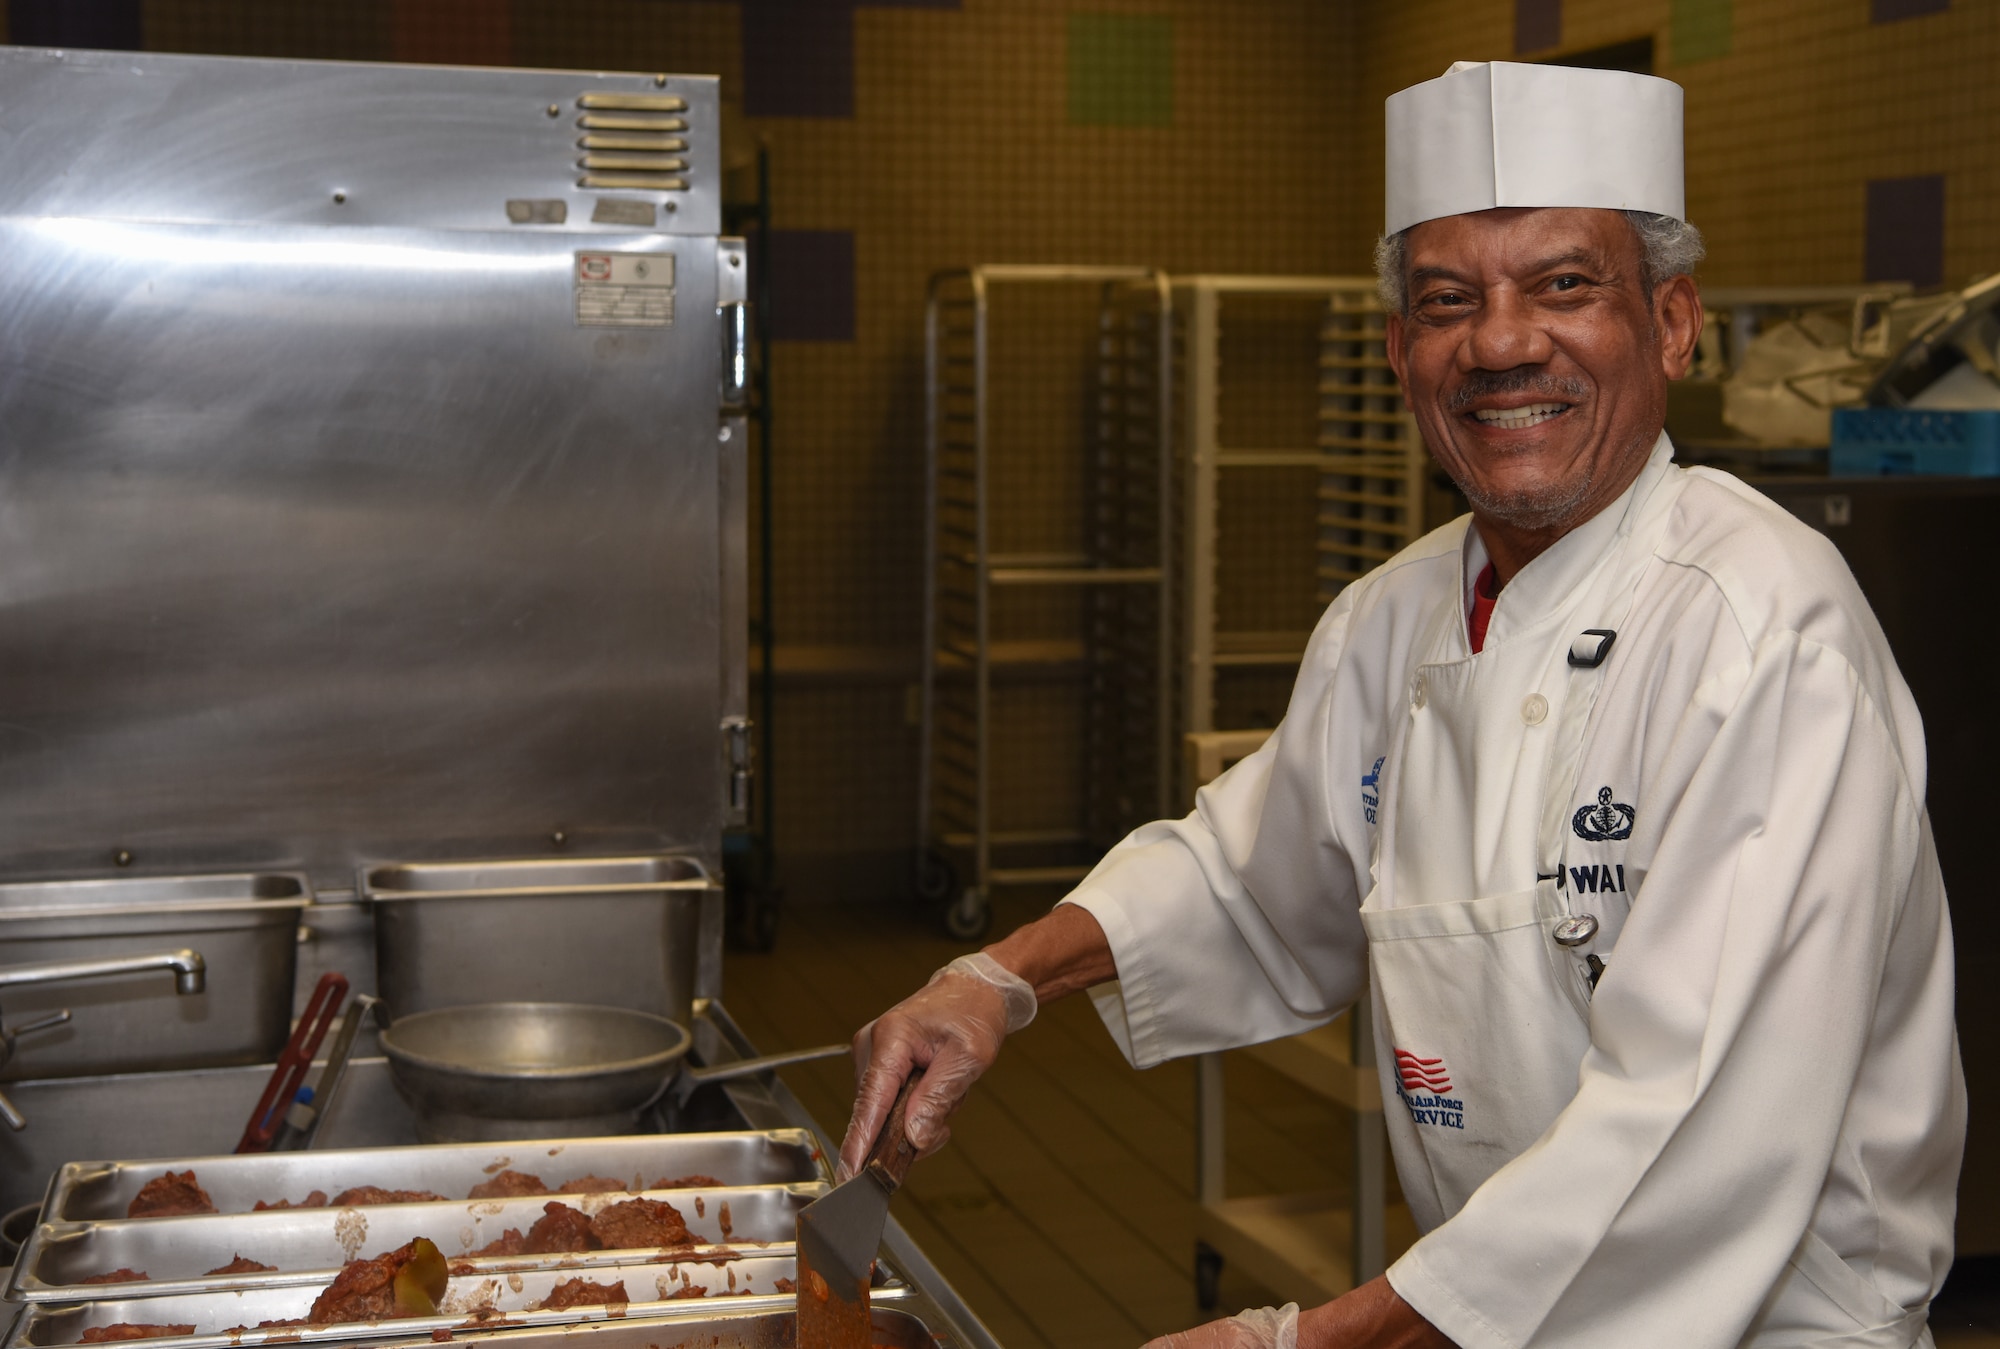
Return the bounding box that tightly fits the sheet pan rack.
[1174,278,1424,804]
[915,266,1174,940]
[1173,278,1423,1305]
[1182,729,1414,1311]
[1316,286,1426,608]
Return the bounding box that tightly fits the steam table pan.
[9,1182,821,1302]
[36,1131,827,1223]
[0,873,309,1080]
[4,1252,849,1349]
[294,1304,952,1349]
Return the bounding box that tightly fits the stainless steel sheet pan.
[41,1132,826,1223]
[6,1254,813,1349]
[12,1184,818,1302]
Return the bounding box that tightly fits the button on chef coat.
[1065,435,1965,1348]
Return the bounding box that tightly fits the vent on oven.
[576,92,691,191]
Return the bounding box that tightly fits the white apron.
[1359,484,1933,1349]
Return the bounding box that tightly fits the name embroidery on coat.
[1394,1049,1464,1130]
[1568,863,1627,894]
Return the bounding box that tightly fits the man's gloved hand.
[1142,1304,1299,1349]
[838,952,1036,1179]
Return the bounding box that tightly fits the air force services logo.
[1572,785,1635,841]
[1393,1049,1464,1130]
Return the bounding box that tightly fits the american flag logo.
[1394,1049,1451,1094]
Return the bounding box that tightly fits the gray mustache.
[1447,369,1590,413]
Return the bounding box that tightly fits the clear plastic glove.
[838,952,1036,1179]
[1141,1304,1298,1349]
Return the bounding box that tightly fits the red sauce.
[793,1244,870,1349]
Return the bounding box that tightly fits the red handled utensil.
[235,972,348,1154]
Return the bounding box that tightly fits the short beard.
[1456,466,1595,532]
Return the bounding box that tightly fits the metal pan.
[259,1303,952,1349]
[10,1183,819,1302]
[361,856,714,1027]
[376,1003,846,1142]
[40,1132,827,1223]
[6,1253,823,1349]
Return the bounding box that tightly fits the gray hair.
[1372,210,1706,315]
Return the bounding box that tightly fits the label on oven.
[574,251,675,328]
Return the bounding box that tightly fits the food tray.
[10,1183,820,1302]
[40,1132,827,1222]
[4,1254,825,1349]
[286,1303,948,1349]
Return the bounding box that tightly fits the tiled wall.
[6,0,1996,900]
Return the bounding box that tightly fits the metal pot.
[0,872,307,1081]
[378,1002,845,1143]
[361,857,713,1028]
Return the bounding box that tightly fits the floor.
[723,895,2000,1349]
[1937,1260,2000,1349]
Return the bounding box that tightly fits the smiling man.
[1386,206,1701,578]
[841,63,1965,1348]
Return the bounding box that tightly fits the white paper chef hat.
[1383,61,1685,235]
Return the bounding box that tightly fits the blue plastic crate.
[1830,407,2000,476]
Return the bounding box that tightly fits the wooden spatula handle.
[864,1068,925,1192]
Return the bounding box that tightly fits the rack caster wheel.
[912,848,958,904]
[942,887,991,942]
[1195,1241,1223,1311]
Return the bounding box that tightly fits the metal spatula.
[795,1070,923,1349]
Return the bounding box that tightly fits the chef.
[843,61,1966,1349]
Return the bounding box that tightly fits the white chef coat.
[1065,434,1965,1348]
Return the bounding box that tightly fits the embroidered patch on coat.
[1572,785,1635,841]
[1361,755,1385,824]
[1393,1049,1464,1130]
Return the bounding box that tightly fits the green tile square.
[1068,13,1173,128]
[1670,0,1733,63]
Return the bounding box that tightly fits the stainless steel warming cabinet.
[0,45,747,897]
[0,46,999,1349]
